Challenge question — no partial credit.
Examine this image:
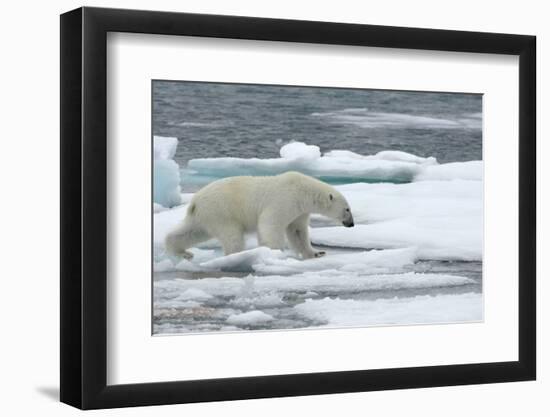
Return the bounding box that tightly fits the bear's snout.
[342,210,354,227]
[343,220,354,227]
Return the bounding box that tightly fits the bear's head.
[322,190,354,228]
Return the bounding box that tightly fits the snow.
[153,203,168,213]
[324,149,436,165]
[154,245,417,275]
[153,136,182,208]
[153,135,178,160]
[250,247,417,275]
[199,247,286,272]
[312,220,480,261]
[226,310,274,326]
[279,141,321,160]
[414,161,483,181]
[295,292,482,327]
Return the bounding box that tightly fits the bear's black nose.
[343,221,354,228]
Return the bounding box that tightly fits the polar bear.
[165,171,354,259]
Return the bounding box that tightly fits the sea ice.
[226,310,274,326]
[415,161,483,182]
[199,247,287,272]
[154,271,475,303]
[186,141,439,183]
[310,180,482,261]
[279,141,321,160]
[311,220,481,261]
[153,203,188,259]
[184,140,481,186]
[294,292,483,327]
[153,136,182,208]
[153,136,178,160]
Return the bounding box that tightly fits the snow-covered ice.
[310,180,482,261]
[155,271,475,301]
[185,141,439,184]
[182,140,484,188]
[153,136,182,208]
[227,311,274,326]
[157,246,417,275]
[294,293,482,327]
[415,161,483,182]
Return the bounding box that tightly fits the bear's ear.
[329,193,333,201]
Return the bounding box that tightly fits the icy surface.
[295,293,482,327]
[183,141,483,187]
[279,141,321,160]
[153,135,178,160]
[415,161,483,182]
[310,180,482,261]
[154,245,419,275]
[199,247,286,272]
[227,311,274,326]
[153,136,182,208]
[153,203,168,213]
[155,271,475,300]
[153,140,483,334]
[153,269,479,333]
[186,141,441,184]
[153,204,188,260]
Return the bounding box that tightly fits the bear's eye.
[329,194,333,201]
[345,208,350,212]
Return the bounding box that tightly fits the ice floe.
[183,140,482,186]
[154,245,419,275]
[154,271,475,302]
[414,160,483,182]
[294,292,482,327]
[185,141,439,184]
[310,180,482,261]
[311,219,481,261]
[227,310,274,326]
[154,136,182,208]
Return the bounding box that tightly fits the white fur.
[165,172,354,259]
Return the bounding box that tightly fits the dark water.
[153,81,482,168]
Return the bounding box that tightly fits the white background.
[0,0,546,416]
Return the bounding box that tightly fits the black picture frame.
[60,6,536,410]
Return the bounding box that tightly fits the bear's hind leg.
[215,226,245,256]
[286,214,325,259]
[165,220,210,259]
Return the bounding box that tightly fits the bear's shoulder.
[278,171,308,181]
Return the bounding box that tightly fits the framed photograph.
[60,6,536,409]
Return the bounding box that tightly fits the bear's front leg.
[286,214,325,259]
